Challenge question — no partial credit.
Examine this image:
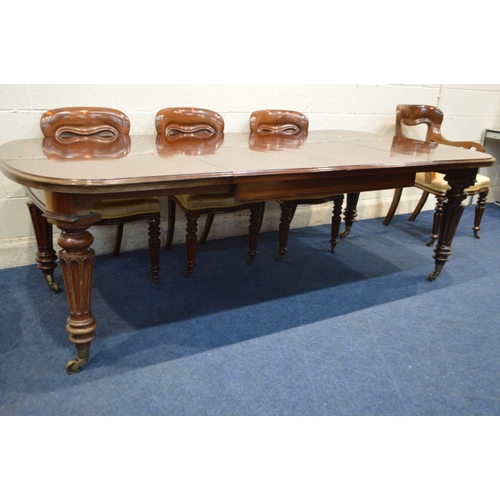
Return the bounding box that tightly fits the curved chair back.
[155,108,224,138]
[395,104,484,152]
[40,107,130,141]
[250,110,308,135]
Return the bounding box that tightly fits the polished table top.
[0,130,494,195]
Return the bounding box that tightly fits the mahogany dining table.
[0,130,494,373]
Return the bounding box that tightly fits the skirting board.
[0,193,456,270]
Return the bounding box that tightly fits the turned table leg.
[428,169,478,281]
[56,222,97,373]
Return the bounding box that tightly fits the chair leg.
[341,192,360,237]
[147,217,161,283]
[277,203,296,261]
[330,195,344,252]
[199,213,215,244]
[247,205,263,264]
[427,194,445,246]
[27,202,61,293]
[288,204,297,225]
[113,223,124,256]
[165,197,176,250]
[409,191,430,221]
[472,190,488,239]
[185,213,199,277]
[258,202,266,230]
[383,188,403,226]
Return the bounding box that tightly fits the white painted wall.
[1,84,499,269]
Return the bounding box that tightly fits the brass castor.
[427,265,443,282]
[340,225,352,239]
[66,349,90,374]
[45,275,62,294]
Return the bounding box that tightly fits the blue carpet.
[1,206,499,415]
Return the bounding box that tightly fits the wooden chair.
[383,104,489,245]
[28,106,161,292]
[157,107,265,277]
[249,110,345,261]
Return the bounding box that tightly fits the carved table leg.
[57,223,97,373]
[330,195,344,252]
[27,202,61,293]
[340,192,360,238]
[428,169,477,281]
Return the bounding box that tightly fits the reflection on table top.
[0,130,494,190]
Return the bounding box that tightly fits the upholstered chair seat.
[95,198,161,218]
[172,193,248,211]
[414,172,490,193]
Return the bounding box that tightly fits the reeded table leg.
[57,223,97,373]
[429,169,477,281]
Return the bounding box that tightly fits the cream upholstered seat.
[249,109,345,261]
[383,104,489,245]
[157,107,265,277]
[28,107,161,292]
[414,171,490,194]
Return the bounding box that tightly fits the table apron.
[235,171,416,202]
